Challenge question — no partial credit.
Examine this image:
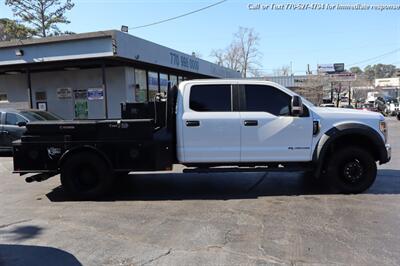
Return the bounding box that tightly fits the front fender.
[313,123,389,174]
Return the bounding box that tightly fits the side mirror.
[17,121,27,127]
[291,95,303,116]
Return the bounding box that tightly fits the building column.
[26,69,33,108]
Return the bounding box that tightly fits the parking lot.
[0,118,399,266]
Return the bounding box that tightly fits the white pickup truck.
[13,79,391,198]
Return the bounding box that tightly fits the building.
[375,77,400,88]
[375,78,400,99]
[257,75,325,105]
[0,30,240,119]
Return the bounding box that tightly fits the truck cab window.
[244,85,291,116]
[190,85,232,112]
[6,113,26,125]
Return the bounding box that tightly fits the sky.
[1,0,399,75]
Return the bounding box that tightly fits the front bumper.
[379,143,392,164]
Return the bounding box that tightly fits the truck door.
[2,112,27,148]
[179,84,241,163]
[240,84,313,162]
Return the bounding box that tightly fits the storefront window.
[178,76,183,85]
[169,75,178,88]
[134,69,147,102]
[160,73,168,93]
[148,71,159,101]
[35,91,47,101]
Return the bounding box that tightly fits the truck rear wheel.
[326,147,376,194]
[60,151,114,199]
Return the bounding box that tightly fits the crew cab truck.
[13,80,391,198]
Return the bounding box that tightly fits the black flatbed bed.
[13,118,175,174]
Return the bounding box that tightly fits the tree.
[235,27,262,77]
[351,87,368,103]
[211,27,262,77]
[364,64,397,81]
[334,82,344,107]
[349,66,363,75]
[0,18,31,41]
[273,65,291,76]
[211,42,242,72]
[5,0,74,37]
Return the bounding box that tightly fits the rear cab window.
[189,84,232,112]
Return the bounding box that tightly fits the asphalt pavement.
[0,118,399,266]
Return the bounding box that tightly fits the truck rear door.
[178,83,241,163]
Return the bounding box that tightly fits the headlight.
[379,120,388,143]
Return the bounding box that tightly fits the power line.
[347,48,400,67]
[129,0,227,30]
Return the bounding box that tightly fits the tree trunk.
[40,3,46,37]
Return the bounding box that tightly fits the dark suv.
[375,96,399,116]
[0,109,62,151]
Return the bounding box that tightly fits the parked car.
[375,96,399,116]
[357,103,379,112]
[0,109,62,151]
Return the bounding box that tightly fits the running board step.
[183,167,311,174]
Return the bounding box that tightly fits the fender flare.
[57,145,113,169]
[313,123,388,174]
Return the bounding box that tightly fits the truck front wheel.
[60,151,115,199]
[326,147,377,194]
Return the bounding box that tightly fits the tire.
[326,147,376,194]
[60,151,115,199]
[397,113,400,120]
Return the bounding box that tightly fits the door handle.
[186,120,200,127]
[244,120,258,126]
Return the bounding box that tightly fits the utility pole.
[336,82,342,107]
[348,81,352,106]
[290,61,293,75]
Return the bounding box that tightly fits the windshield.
[20,111,62,121]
